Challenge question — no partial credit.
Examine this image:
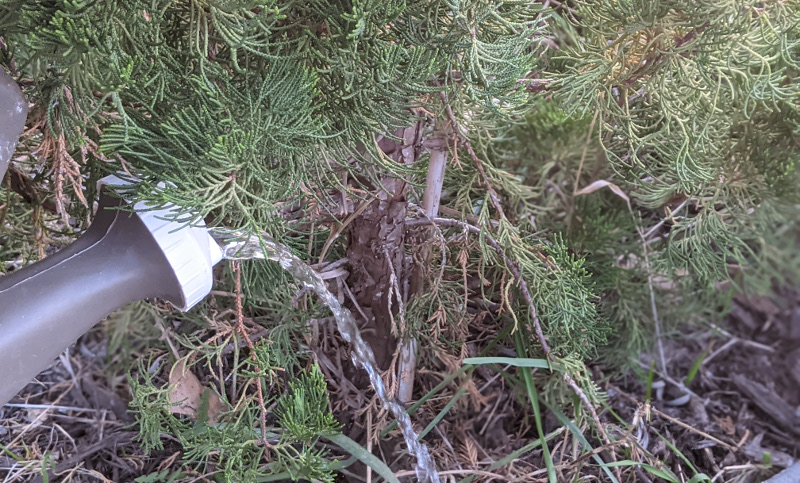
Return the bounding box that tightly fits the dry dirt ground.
[0,288,797,482]
[606,289,800,482]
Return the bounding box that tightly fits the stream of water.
[210,229,441,483]
[0,69,29,180]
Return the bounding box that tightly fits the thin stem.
[572,109,599,196]
[399,147,448,404]
[233,261,270,448]
[438,90,506,220]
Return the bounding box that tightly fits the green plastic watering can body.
[0,192,185,404]
[0,72,222,406]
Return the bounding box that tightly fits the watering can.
[0,69,224,405]
[0,72,445,483]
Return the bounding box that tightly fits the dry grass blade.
[575,179,630,206]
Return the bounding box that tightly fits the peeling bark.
[346,190,407,369]
[345,124,422,370]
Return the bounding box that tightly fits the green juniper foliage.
[276,365,341,443]
[1,0,799,480]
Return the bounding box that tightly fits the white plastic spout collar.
[97,175,223,311]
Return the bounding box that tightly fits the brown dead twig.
[28,89,89,225]
[3,166,59,213]
[407,217,618,461]
[651,407,737,452]
[232,261,271,448]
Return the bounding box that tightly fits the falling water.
[210,229,441,483]
[0,69,29,179]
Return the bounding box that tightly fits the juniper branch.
[407,216,616,452]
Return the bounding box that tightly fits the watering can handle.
[0,192,184,406]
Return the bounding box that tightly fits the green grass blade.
[418,386,468,441]
[685,348,709,387]
[325,433,401,483]
[382,323,515,437]
[543,400,619,483]
[463,357,550,369]
[327,456,358,470]
[514,331,556,483]
[606,460,680,482]
[0,443,22,462]
[255,472,294,482]
[645,360,655,401]
[658,433,702,475]
[599,398,707,481]
[457,427,566,483]
[380,365,473,437]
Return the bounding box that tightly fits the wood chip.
[732,374,800,436]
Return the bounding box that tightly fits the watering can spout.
[0,178,223,406]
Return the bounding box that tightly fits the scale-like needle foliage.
[1,0,799,480]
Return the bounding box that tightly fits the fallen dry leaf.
[168,359,224,424]
[575,179,631,209]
